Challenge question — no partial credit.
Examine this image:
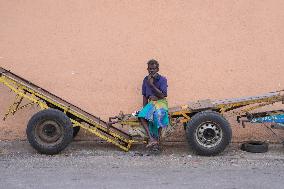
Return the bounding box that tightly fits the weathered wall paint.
[0,0,284,142]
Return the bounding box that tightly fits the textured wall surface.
[0,0,284,142]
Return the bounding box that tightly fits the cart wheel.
[240,141,268,153]
[186,111,232,156]
[73,126,80,138]
[26,108,73,155]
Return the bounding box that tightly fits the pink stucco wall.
[0,0,284,142]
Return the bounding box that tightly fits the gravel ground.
[0,141,284,189]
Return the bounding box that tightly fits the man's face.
[147,64,159,76]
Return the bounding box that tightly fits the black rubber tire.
[240,141,268,153]
[73,126,80,138]
[26,108,73,155]
[186,111,232,156]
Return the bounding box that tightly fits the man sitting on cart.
[138,59,169,149]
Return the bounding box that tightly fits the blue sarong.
[138,99,169,139]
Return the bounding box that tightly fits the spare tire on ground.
[240,141,268,153]
[26,108,73,155]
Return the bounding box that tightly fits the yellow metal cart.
[1,67,283,156]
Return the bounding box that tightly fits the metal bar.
[71,119,131,151]
[1,71,132,139]
[0,67,106,124]
[3,94,22,120]
[0,68,133,151]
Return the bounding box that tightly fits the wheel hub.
[195,122,222,148]
[203,128,216,140]
[43,124,57,137]
[36,120,63,144]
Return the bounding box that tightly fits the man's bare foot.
[146,141,158,148]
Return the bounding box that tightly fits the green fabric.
[138,99,169,139]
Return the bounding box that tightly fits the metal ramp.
[169,91,284,113]
[0,67,133,151]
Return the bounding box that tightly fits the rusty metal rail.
[168,90,284,124]
[0,67,135,151]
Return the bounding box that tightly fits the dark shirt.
[142,74,168,98]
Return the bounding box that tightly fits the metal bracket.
[3,94,24,121]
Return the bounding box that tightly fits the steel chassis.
[1,67,284,152]
[0,67,135,151]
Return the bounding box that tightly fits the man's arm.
[142,78,148,106]
[149,84,165,99]
[143,95,148,107]
[148,76,167,99]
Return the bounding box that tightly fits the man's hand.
[149,95,159,101]
[147,75,154,86]
[147,73,165,99]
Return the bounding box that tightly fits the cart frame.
[1,67,284,154]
